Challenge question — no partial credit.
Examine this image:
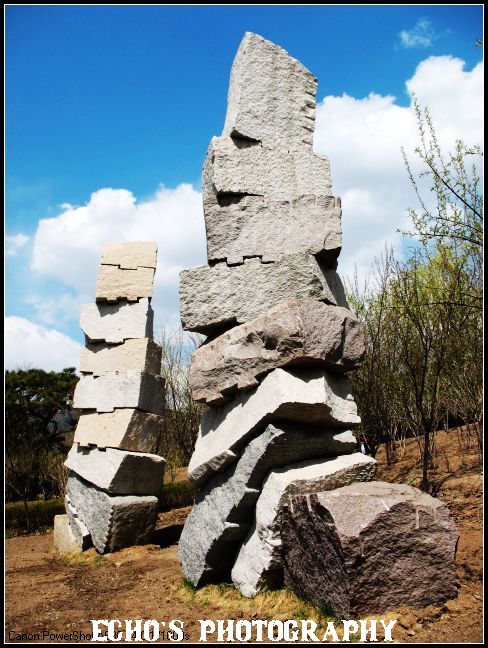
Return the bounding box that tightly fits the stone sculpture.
[54,241,165,555]
[177,32,376,594]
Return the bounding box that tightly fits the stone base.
[281,481,459,616]
[231,452,376,596]
[67,473,159,554]
[179,422,357,586]
[53,514,85,554]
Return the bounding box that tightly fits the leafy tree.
[5,367,78,527]
[350,96,482,491]
[401,95,483,308]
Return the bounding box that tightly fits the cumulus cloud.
[31,183,206,331]
[314,55,483,282]
[399,18,437,49]
[6,233,29,256]
[17,54,483,372]
[5,316,82,371]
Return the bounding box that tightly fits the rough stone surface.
[203,135,331,204]
[53,515,85,554]
[188,368,360,486]
[67,473,159,554]
[178,422,357,586]
[222,32,319,151]
[80,338,162,376]
[73,369,165,414]
[204,192,341,266]
[180,254,348,335]
[281,481,459,616]
[100,241,158,269]
[231,453,376,597]
[96,265,155,302]
[189,300,365,404]
[74,409,163,454]
[222,32,317,149]
[80,298,154,344]
[64,496,92,550]
[65,444,165,496]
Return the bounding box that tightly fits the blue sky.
[5,5,483,370]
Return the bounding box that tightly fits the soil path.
[5,432,483,643]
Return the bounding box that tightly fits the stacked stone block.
[54,241,166,555]
[178,32,376,593]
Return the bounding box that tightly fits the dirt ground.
[5,429,483,644]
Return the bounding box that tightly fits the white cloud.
[31,183,206,332]
[6,233,29,256]
[399,18,437,49]
[314,56,483,283]
[5,316,82,371]
[18,54,483,374]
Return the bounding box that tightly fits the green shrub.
[5,498,65,531]
[159,479,194,511]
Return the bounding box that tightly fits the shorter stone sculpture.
[54,241,165,555]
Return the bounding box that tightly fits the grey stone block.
[222,32,319,151]
[180,253,348,335]
[74,409,163,454]
[231,453,376,597]
[203,135,331,204]
[65,444,165,496]
[188,367,360,487]
[64,496,92,550]
[282,482,459,616]
[189,300,365,405]
[80,298,154,344]
[203,192,341,266]
[67,473,159,554]
[178,422,357,586]
[80,338,162,377]
[73,369,165,414]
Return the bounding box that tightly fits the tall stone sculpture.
[54,241,166,554]
[178,32,376,595]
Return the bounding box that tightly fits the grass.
[5,498,65,532]
[174,579,337,626]
[61,548,108,568]
[159,479,194,511]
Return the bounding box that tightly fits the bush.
[159,480,194,511]
[5,498,65,532]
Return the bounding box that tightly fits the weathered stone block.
[80,298,153,344]
[180,253,348,335]
[222,32,319,150]
[53,514,86,554]
[189,300,365,405]
[282,482,459,616]
[96,265,155,302]
[188,367,360,486]
[74,409,163,454]
[100,241,158,269]
[73,369,165,414]
[231,453,376,597]
[64,496,92,550]
[80,338,162,376]
[203,192,341,266]
[67,473,159,554]
[178,422,357,586]
[204,136,331,204]
[65,444,165,496]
